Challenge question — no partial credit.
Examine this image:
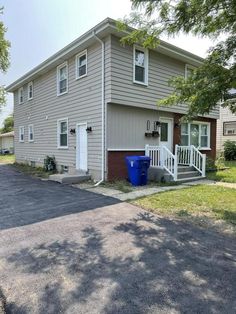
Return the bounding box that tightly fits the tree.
[118,0,236,119]
[0,7,10,107]
[0,114,13,133]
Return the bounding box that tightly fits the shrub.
[206,157,217,171]
[215,153,226,170]
[223,140,236,161]
[44,156,57,172]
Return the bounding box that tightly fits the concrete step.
[49,173,91,184]
[177,171,201,180]
[177,176,205,183]
[177,166,195,173]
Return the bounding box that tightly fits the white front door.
[159,118,173,152]
[76,123,88,171]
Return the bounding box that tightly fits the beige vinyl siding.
[0,136,14,150]
[14,38,111,179]
[107,104,173,150]
[110,35,219,119]
[217,106,236,151]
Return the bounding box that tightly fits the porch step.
[177,171,201,180]
[49,173,91,184]
[177,176,206,183]
[178,166,195,173]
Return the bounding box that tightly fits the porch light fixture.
[86,126,92,133]
[154,121,161,130]
[70,128,76,135]
[174,122,180,128]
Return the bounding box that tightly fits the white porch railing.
[191,145,206,177]
[175,145,206,177]
[176,145,191,165]
[145,144,206,181]
[145,144,177,181]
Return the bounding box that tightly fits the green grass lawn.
[207,161,236,183]
[133,185,236,225]
[0,154,15,164]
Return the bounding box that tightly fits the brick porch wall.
[107,151,145,181]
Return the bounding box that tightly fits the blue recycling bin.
[126,156,151,186]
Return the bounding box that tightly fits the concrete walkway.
[74,179,219,201]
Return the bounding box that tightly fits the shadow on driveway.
[4,210,236,313]
[0,165,120,231]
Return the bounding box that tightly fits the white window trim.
[181,121,211,149]
[223,121,236,136]
[185,64,195,79]
[18,87,24,104]
[75,49,87,80]
[133,45,149,86]
[57,62,68,96]
[28,82,33,100]
[28,124,34,142]
[57,118,69,149]
[19,126,25,142]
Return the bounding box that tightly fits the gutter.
[93,31,105,186]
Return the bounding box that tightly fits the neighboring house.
[6,18,219,182]
[217,91,236,151]
[0,131,14,154]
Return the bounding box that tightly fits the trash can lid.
[126,155,150,161]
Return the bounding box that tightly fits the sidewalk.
[73,179,219,201]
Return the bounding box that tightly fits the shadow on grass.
[5,213,236,313]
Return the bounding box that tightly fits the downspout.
[93,31,105,186]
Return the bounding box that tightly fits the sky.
[0,0,218,127]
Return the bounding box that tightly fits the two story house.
[6,18,219,182]
[217,90,236,152]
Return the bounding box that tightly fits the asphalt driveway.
[0,165,236,313]
[0,165,119,230]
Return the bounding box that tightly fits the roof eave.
[6,17,204,92]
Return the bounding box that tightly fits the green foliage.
[206,157,217,171]
[223,140,236,161]
[119,0,236,119]
[215,153,226,170]
[0,115,13,133]
[44,156,57,172]
[0,7,10,107]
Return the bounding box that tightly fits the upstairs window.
[133,46,148,85]
[76,50,87,79]
[19,126,24,142]
[185,64,195,79]
[28,124,34,142]
[180,122,210,149]
[57,62,68,95]
[28,82,33,100]
[223,121,236,135]
[57,118,68,148]
[18,87,24,104]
